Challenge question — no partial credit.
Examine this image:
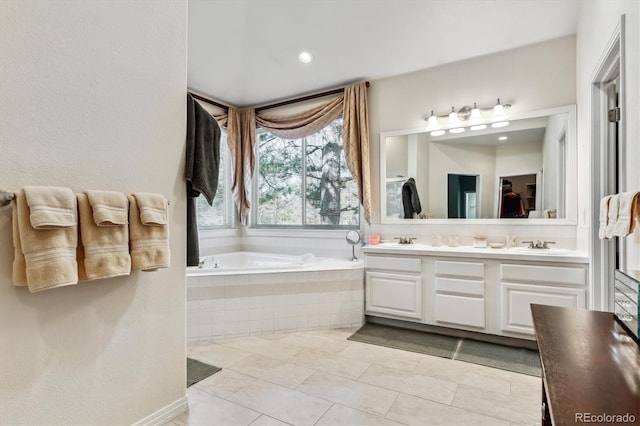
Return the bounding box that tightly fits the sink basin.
[510,247,572,255]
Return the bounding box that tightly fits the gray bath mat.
[348,323,458,359]
[187,358,221,387]
[455,338,541,377]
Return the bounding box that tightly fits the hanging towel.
[130,192,167,225]
[23,185,76,228]
[186,94,221,266]
[85,190,128,226]
[612,191,640,237]
[12,205,27,287]
[129,193,170,271]
[402,178,422,219]
[77,192,131,280]
[598,195,612,240]
[605,194,619,238]
[15,189,78,292]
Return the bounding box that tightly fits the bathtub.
[187,251,364,340]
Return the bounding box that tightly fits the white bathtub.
[187,251,360,275]
[186,251,364,340]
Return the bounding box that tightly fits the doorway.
[447,173,479,218]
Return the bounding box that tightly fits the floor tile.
[215,336,301,360]
[509,371,542,398]
[273,332,353,354]
[193,369,257,399]
[386,393,510,426]
[303,328,357,341]
[315,404,403,426]
[188,342,251,368]
[288,347,371,379]
[228,379,332,425]
[414,354,512,395]
[228,353,316,388]
[297,371,399,417]
[451,385,539,424]
[338,341,423,372]
[249,415,292,425]
[359,364,458,405]
[172,388,261,426]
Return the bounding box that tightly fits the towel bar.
[0,190,15,205]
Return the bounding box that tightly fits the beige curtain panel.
[209,81,371,225]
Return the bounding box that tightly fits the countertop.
[362,243,589,264]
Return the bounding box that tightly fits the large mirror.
[380,105,576,223]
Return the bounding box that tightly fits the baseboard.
[133,396,189,426]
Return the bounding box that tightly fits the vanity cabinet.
[434,260,486,329]
[500,263,586,337]
[365,255,423,321]
[363,246,588,341]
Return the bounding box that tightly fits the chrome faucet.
[521,240,556,249]
[394,237,416,245]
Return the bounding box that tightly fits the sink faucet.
[394,237,416,245]
[522,240,556,249]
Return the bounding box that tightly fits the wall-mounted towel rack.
[0,190,15,206]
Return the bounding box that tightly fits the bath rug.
[187,357,221,387]
[454,338,541,377]
[348,323,458,359]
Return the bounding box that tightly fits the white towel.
[612,191,640,237]
[605,194,619,239]
[598,195,612,240]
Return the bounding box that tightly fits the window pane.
[305,118,359,225]
[257,133,302,225]
[196,131,228,228]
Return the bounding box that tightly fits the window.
[196,130,232,228]
[254,117,359,227]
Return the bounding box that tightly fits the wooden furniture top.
[531,304,640,425]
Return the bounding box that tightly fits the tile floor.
[167,328,542,426]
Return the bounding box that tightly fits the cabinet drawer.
[436,277,484,296]
[365,272,423,320]
[366,256,421,273]
[501,264,585,286]
[435,294,485,328]
[435,260,484,278]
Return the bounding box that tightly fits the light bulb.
[449,127,465,134]
[426,110,439,130]
[447,107,460,128]
[470,124,487,131]
[491,121,510,128]
[469,102,483,124]
[430,130,446,136]
[492,98,506,120]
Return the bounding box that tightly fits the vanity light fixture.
[424,99,511,131]
[491,121,510,128]
[447,107,461,128]
[449,127,465,134]
[430,130,446,136]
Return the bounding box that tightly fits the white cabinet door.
[500,282,586,335]
[366,271,423,321]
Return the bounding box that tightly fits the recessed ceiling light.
[298,51,313,63]
[498,136,508,141]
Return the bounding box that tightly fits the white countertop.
[362,243,589,264]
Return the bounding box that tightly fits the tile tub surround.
[187,268,364,340]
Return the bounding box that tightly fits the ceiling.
[187,0,580,108]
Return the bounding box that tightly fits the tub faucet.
[198,258,205,268]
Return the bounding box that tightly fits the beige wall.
[0,1,188,424]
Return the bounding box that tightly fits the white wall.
[0,1,187,424]
[541,114,567,213]
[366,35,576,243]
[576,1,640,266]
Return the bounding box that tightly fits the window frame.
[251,121,360,230]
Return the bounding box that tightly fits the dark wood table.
[531,304,640,425]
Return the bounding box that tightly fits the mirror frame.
[379,105,577,225]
